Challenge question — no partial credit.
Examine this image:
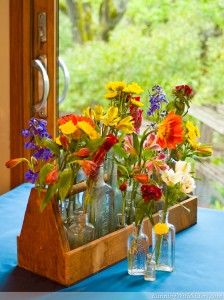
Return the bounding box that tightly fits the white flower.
[161,169,182,186]
[181,175,196,194]
[175,161,191,175]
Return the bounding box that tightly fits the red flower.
[58,114,78,125]
[45,168,59,185]
[5,158,26,168]
[134,174,148,184]
[119,182,128,192]
[60,135,69,149]
[93,134,118,166]
[101,134,119,151]
[78,160,97,177]
[74,147,90,158]
[141,184,162,203]
[130,104,143,134]
[157,112,183,149]
[58,114,95,127]
[175,85,194,97]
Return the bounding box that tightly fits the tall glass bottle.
[105,151,122,226]
[85,165,115,238]
[68,211,95,249]
[152,210,175,272]
[127,222,149,275]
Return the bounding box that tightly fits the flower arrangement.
[6,81,212,238]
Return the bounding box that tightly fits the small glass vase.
[84,165,115,239]
[144,253,156,281]
[68,211,95,249]
[127,222,149,275]
[152,210,175,272]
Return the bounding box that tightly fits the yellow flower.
[154,223,169,235]
[186,121,200,148]
[77,121,100,140]
[106,81,126,91]
[131,99,144,107]
[83,107,95,119]
[101,106,120,126]
[94,105,104,121]
[105,91,118,99]
[123,82,144,94]
[116,116,134,134]
[55,136,62,145]
[59,121,77,135]
[195,144,213,157]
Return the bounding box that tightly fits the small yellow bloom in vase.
[154,223,169,235]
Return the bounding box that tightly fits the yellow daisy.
[105,91,118,99]
[154,223,169,235]
[106,81,126,91]
[123,82,144,94]
[77,121,100,140]
[131,99,144,107]
[59,121,77,135]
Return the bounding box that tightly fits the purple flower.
[33,148,53,160]
[147,85,168,116]
[24,169,39,184]
[27,118,51,138]
[24,141,38,150]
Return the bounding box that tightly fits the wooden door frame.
[10,0,58,188]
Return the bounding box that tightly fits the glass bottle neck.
[158,210,169,223]
[133,222,143,235]
[95,165,105,187]
[74,211,88,225]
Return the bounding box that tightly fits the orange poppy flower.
[45,168,58,185]
[157,112,183,149]
[134,174,148,184]
[73,148,90,158]
[58,114,95,127]
[77,160,97,177]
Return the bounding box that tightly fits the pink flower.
[124,135,137,155]
[146,153,169,175]
[143,133,161,151]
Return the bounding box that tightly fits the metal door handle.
[32,58,49,115]
[58,57,70,104]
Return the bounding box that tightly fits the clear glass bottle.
[85,165,115,238]
[152,210,175,272]
[105,151,122,227]
[116,212,126,229]
[144,253,156,281]
[68,211,95,249]
[127,222,149,275]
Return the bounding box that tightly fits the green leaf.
[40,184,57,212]
[58,168,73,201]
[41,137,61,156]
[132,133,140,155]
[113,143,127,159]
[39,163,54,186]
[117,164,129,178]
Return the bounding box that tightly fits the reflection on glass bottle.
[85,165,115,239]
[152,210,175,272]
[127,222,149,275]
[68,211,95,249]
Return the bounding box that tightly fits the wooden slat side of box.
[63,196,197,285]
[17,188,69,284]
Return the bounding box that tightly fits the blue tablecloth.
[0,184,224,295]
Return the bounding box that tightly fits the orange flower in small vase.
[157,112,183,149]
